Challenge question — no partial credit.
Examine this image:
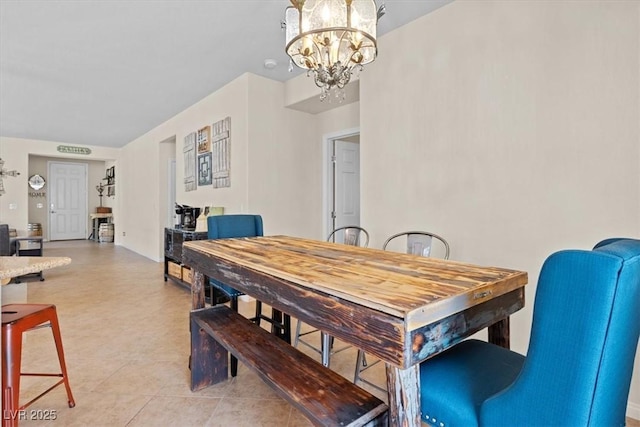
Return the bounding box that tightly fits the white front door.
[332,138,360,232]
[49,162,88,240]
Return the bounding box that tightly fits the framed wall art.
[197,125,211,154]
[106,166,115,185]
[198,152,212,186]
[184,132,197,192]
[211,116,231,188]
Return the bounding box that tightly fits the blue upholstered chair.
[207,214,264,310]
[207,214,291,376]
[418,238,640,427]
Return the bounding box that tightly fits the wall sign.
[28,174,46,190]
[183,132,197,192]
[211,117,231,188]
[57,145,92,155]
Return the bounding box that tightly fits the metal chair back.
[327,226,370,248]
[383,231,450,259]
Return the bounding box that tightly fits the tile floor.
[4,240,387,426]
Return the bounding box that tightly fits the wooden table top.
[89,213,113,219]
[10,236,43,242]
[0,256,71,282]
[184,235,527,330]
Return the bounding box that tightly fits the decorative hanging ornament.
[0,158,20,196]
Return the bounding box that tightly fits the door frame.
[322,127,360,239]
[168,159,176,228]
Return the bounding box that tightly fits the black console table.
[164,228,208,290]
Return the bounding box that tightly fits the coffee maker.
[175,204,201,230]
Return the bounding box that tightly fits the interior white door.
[49,162,88,240]
[333,139,360,231]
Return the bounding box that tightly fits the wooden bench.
[191,305,389,427]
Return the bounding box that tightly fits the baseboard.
[628,401,640,420]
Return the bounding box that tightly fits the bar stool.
[2,304,75,427]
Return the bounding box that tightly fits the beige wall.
[247,74,320,238]
[0,137,120,235]
[360,0,639,415]
[118,75,251,260]
[119,73,326,260]
[27,155,109,239]
[315,101,360,237]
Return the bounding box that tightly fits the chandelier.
[284,0,378,101]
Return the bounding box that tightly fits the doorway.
[324,129,361,238]
[48,162,88,240]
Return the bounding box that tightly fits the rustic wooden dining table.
[183,235,528,426]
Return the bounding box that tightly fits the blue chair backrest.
[481,238,640,426]
[207,214,263,239]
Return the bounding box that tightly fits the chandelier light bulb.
[322,4,331,23]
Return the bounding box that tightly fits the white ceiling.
[0,0,450,148]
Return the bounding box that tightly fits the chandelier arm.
[345,49,365,66]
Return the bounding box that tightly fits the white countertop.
[89,213,113,219]
[0,256,72,281]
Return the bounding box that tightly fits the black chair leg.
[254,300,262,326]
[270,309,292,344]
[230,296,239,377]
[230,354,238,378]
[283,313,291,344]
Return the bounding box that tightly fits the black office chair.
[293,226,369,367]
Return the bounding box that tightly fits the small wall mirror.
[28,174,46,190]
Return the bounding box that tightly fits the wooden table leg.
[386,364,420,427]
[191,270,206,310]
[190,314,228,391]
[488,317,510,349]
[190,269,228,391]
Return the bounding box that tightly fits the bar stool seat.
[2,304,75,427]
